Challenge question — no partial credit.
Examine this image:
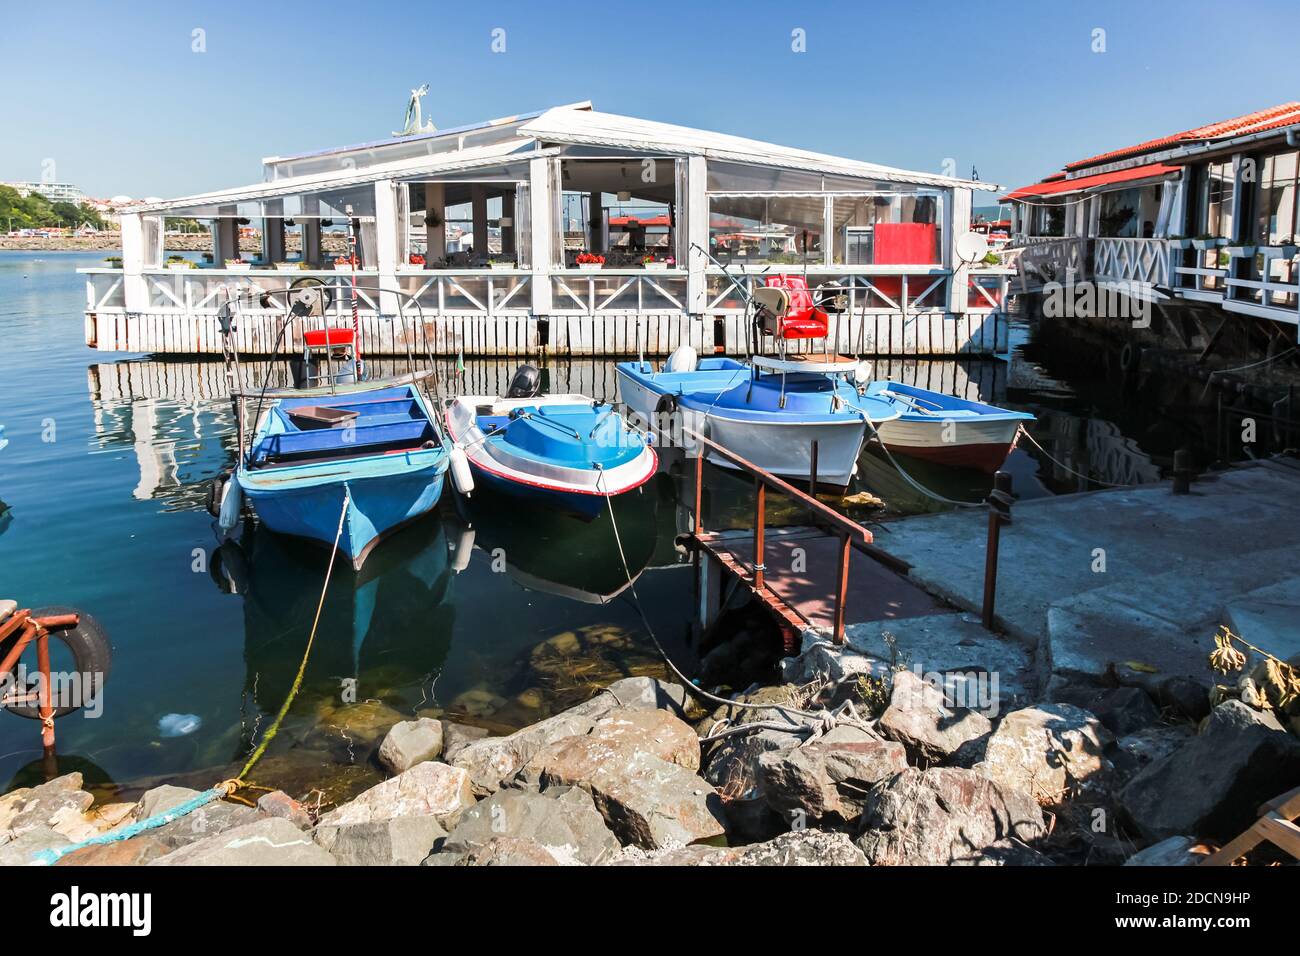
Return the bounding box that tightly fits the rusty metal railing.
[683,426,910,645]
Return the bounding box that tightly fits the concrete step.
[1223,576,1300,665]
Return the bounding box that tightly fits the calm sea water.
[0,250,1227,803]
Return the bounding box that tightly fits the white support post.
[374,179,401,315]
[529,156,553,315]
[120,212,148,311]
[686,155,708,316]
[471,184,488,259]
[946,186,972,314]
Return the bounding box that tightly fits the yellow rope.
[236,486,351,783]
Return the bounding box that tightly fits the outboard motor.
[505,363,542,399]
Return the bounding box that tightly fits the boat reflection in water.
[211,512,455,714]
[455,478,660,605]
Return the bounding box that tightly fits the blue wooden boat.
[445,382,656,521]
[233,384,450,570]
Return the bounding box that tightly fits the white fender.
[665,344,698,374]
[449,525,476,574]
[449,443,475,496]
[218,476,243,533]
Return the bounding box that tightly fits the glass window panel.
[708,195,824,265]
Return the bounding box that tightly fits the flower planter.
[1223,245,1257,258]
[1190,238,1223,251]
[489,263,514,271]
[577,263,603,272]
[275,262,304,271]
[1165,238,1193,250]
[642,263,669,272]
[225,262,252,272]
[334,263,358,271]
[167,262,193,271]
[1274,245,1298,258]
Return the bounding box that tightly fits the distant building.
[4,181,85,204]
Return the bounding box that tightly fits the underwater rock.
[440,721,491,762]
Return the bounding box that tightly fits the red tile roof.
[1065,103,1300,171]
[1000,163,1179,202]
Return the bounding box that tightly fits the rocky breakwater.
[6,643,1300,866]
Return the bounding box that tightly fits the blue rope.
[29,784,230,866]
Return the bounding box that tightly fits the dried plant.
[1208,625,1300,713]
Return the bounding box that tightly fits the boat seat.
[252,419,436,465]
[0,600,16,624]
[762,276,829,339]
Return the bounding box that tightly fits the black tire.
[653,394,678,448]
[1119,342,1141,376]
[3,606,112,719]
[205,473,227,518]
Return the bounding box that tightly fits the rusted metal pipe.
[809,440,819,500]
[753,479,766,590]
[36,629,55,752]
[833,531,851,645]
[982,471,1014,631]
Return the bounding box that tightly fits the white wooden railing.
[549,269,688,314]
[703,266,952,316]
[1010,238,1088,292]
[1092,238,1170,290]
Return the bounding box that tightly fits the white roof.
[131,139,542,214]
[518,106,995,191]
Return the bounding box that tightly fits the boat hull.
[240,460,448,569]
[872,407,1027,474]
[616,364,866,486]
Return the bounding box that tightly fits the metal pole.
[1172,448,1191,495]
[753,479,766,590]
[982,470,1013,631]
[693,451,704,534]
[833,531,850,644]
[810,440,819,500]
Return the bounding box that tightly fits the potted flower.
[1274,236,1298,258]
[488,258,514,271]
[575,252,605,272]
[104,255,123,269]
[333,255,359,271]
[1190,235,1224,251]
[1165,235,1193,250]
[274,261,305,271]
[1223,240,1257,258]
[225,258,252,272]
[642,254,668,272]
[166,255,194,270]
[408,253,426,267]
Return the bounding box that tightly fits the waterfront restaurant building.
[1003,102,1300,340]
[83,101,1010,358]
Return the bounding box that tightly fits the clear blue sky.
[3,0,1298,200]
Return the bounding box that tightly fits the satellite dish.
[955,232,990,264]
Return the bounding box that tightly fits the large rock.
[315,762,474,852]
[518,708,701,785]
[55,836,171,867]
[425,835,560,866]
[151,818,336,866]
[326,816,447,866]
[378,717,444,774]
[523,744,724,850]
[0,826,71,866]
[613,829,868,866]
[441,721,491,763]
[451,677,688,795]
[122,786,265,850]
[856,767,1047,865]
[980,703,1113,804]
[437,786,619,865]
[1119,700,1300,842]
[0,773,94,840]
[1123,835,1205,867]
[256,790,312,830]
[877,670,993,765]
[757,741,908,824]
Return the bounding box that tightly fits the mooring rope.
[594,466,880,743]
[30,488,352,865]
[1013,426,1130,489]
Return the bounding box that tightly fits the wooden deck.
[696,526,947,635]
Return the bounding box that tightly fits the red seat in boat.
[303,327,355,348]
[763,276,828,339]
